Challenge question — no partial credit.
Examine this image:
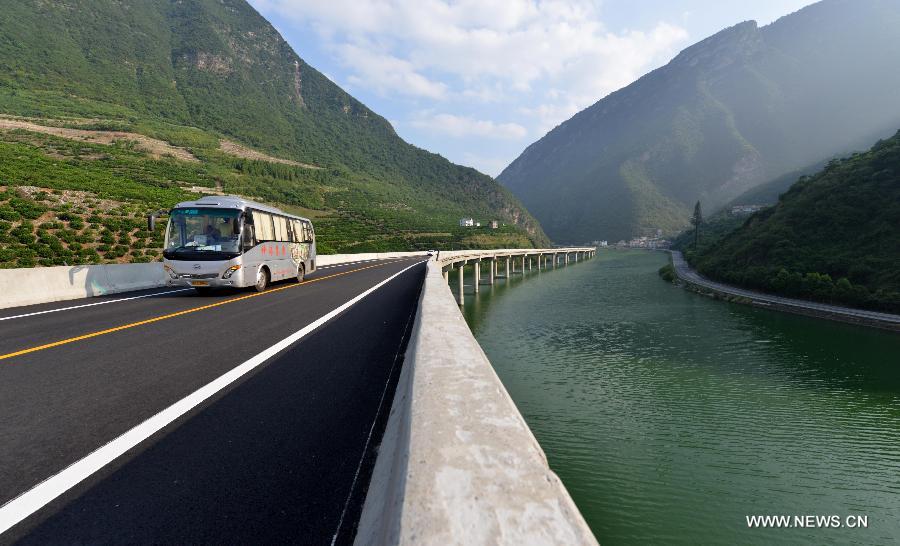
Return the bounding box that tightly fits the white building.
[459,217,475,227]
[731,204,764,215]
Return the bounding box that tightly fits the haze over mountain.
[497,0,900,243]
[0,0,547,256]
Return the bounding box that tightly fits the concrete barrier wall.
[0,252,429,310]
[316,251,427,267]
[355,254,598,546]
[0,263,167,310]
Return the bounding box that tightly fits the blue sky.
[248,0,815,176]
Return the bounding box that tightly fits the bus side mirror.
[148,209,168,232]
[242,225,255,250]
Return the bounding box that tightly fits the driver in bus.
[204,223,221,242]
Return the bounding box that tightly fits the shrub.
[658,263,676,282]
[12,222,35,245]
[9,198,46,220]
[0,208,21,221]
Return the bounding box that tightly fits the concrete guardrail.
[0,252,429,310]
[356,248,598,546]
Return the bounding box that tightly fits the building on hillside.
[731,204,764,215]
[459,217,474,227]
[490,220,499,229]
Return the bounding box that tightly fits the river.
[459,250,900,545]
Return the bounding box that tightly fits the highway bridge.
[0,249,597,545]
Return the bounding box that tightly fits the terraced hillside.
[0,0,546,267]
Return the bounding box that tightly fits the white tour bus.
[157,196,316,293]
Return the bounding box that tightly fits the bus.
[155,195,316,293]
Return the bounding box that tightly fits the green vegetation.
[684,131,900,313]
[0,185,165,268]
[671,210,747,257]
[0,0,547,267]
[658,263,676,283]
[499,1,900,242]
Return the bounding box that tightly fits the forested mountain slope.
[691,130,900,313]
[498,0,900,243]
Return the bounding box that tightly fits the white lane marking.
[0,260,427,535]
[329,279,419,546]
[0,289,193,322]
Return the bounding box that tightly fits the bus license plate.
[191,281,209,287]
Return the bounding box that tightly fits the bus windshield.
[164,208,241,256]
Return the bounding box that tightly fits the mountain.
[691,130,900,313]
[497,0,900,243]
[0,0,546,265]
[723,160,829,210]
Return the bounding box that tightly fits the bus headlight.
[163,265,178,279]
[222,265,241,279]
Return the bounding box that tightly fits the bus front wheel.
[255,267,269,292]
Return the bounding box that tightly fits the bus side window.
[273,215,288,242]
[304,221,314,243]
[252,211,275,241]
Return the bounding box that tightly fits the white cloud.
[339,44,448,99]
[250,0,690,172]
[410,112,528,140]
[252,1,688,121]
[460,152,513,177]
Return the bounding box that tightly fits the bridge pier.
[565,253,569,266]
[521,255,526,274]
[457,262,465,306]
[553,253,557,268]
[505,257,510,278]
[489,258,495,285]
[474,260,480,293]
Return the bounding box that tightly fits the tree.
[690,200,703,250]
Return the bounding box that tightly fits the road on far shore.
[670,251,900,330]
[0,257,427,544]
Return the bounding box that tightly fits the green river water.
[459,250,900,545]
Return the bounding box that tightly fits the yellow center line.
[0,260,404,362]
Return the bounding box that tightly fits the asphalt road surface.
[0,257,427,544]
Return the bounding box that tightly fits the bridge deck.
[0,258,426,544]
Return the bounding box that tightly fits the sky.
[247,0,815,177]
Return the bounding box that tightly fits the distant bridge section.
[436,247,596,304]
